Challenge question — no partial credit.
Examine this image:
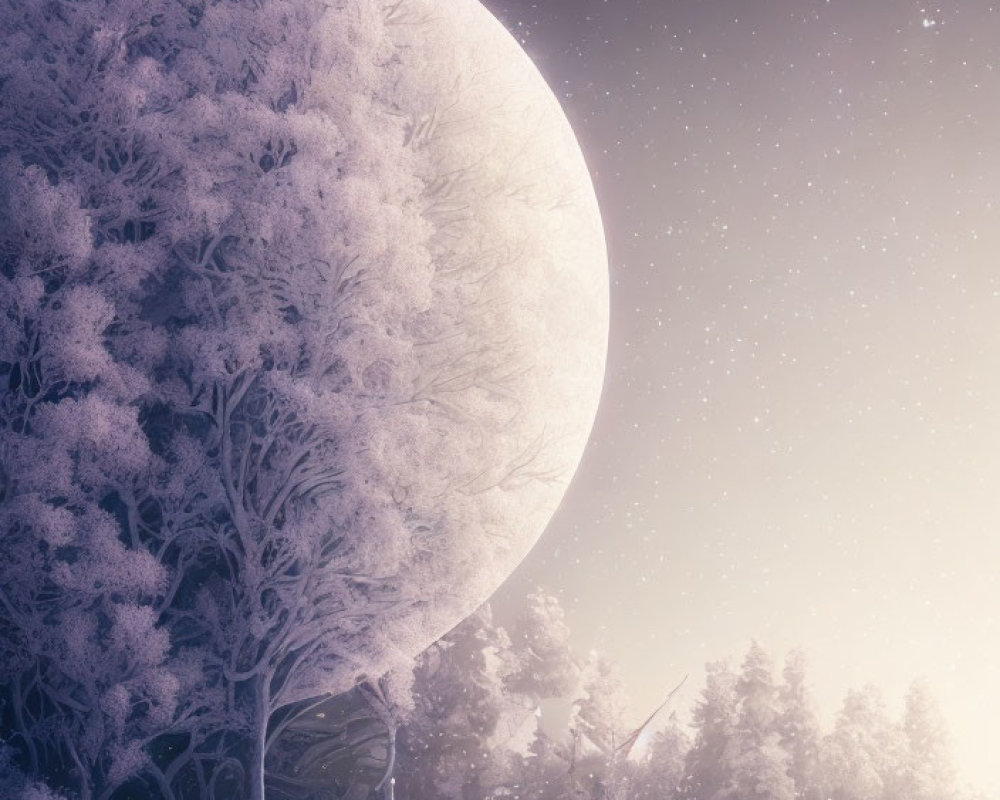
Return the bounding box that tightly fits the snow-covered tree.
[776,650,822,800]
[726,642,795,800]
[394,604,519,800]
[506,591,579,704]
[570,653,629,761]
[818,685,905,800]
[393,593,579,800]
[897,680,956,800]
[0,405,187,797]
[559,654,629,800]
[0,0,607,798]
[680,660,739,800]
[629,714,690,800]
[679,645,795,800]
[514,730,578,800]
[728,740,795,800]
[735,642,783,747]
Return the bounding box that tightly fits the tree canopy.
[0,1,607,798]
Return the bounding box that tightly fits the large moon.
[376,0,609,659]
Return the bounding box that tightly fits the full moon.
[380,0,609,658]
[389,0,608,641]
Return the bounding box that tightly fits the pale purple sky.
[484,0,1000,790]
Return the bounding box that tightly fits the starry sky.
[481,0,1000,790]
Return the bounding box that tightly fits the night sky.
[481,0,1000,790]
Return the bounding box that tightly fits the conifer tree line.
[390,592,973,800]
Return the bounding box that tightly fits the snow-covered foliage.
[396,605,521,800]
[682,660,740,800]
[777,650,822,800]
[728,641,796,800]
[390,635,965,800]
[507,590,579,702]
[819,685,905,800]
[0,0,607,797]
[899,680,956,800]
[571,654,630,760]
[392,593,580,800]
[0,741,70,800]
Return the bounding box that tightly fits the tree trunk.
[380,725,397,800]
[248,678,270,800]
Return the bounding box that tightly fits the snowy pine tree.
[629,714,689,800]
[506,591,579,704]
[819,685,905,800]
[729,642,795,800]
[571,654,629,760]
[680,660,739,800]
[395,605,520,800]
[898,680,956,800]
[777,650,822,800]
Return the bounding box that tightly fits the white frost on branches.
[0,0,606,798]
